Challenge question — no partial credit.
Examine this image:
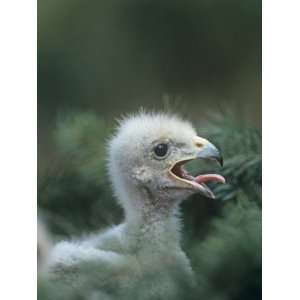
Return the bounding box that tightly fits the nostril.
[193,136,209,149]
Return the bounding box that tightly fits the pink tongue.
[194,174,226,184]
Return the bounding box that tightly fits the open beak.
[169,136,225,199]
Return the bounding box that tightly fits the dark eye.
[154,143,169,158]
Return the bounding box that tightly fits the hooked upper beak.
[168,136,225,199]
[193,136,223,167]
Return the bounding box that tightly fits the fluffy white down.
[48,112,199,299]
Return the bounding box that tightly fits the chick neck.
[121,184,183,254]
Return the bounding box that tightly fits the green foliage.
[187,198,261,300]
[55,112,109,183]
[184,113,262,300]
[38,112,261,299]
[201,113,261,204]
[38,112,122,238]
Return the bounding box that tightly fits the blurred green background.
[38,0,261,299]
[38,0,261,162]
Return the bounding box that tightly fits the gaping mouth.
[169,159,225,199]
